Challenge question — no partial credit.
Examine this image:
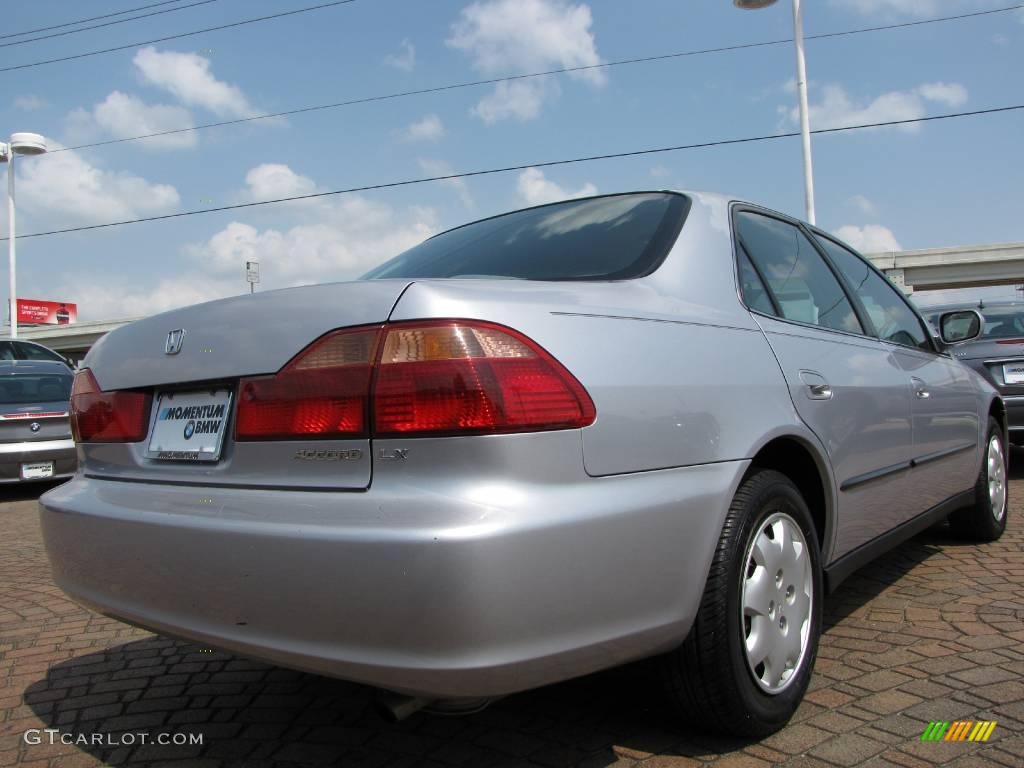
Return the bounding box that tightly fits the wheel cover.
[741,511,813,694]
[988,435,1007,522]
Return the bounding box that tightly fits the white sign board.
[246,261,260,284]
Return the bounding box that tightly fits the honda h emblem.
[165,329,186,355]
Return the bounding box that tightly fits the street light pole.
[791,0,815,225]
[0,132,47,339]
[735,0,816,224]
[6,151,15,338]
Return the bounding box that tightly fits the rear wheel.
[949,417,1008,542]
[663,469,822,738]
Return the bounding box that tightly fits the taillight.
[373,321,596,436]
[70,369,152,443]
[235,327,379,440]
[235,320,595,440]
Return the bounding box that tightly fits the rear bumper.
[0,438,77,483]
[1003,395,1024,437]
[39,449,745,698]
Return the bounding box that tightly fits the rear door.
[734,208,915,559]
[812,233,980,512]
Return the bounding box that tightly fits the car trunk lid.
[0,402,71,442]
[79,279,412,490]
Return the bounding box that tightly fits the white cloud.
[916,82,968,108]
[447,0,604,122]
[60,276,238,322]
[187,164,439,283]
[780,82,969,133]
[473,79,552,123]
[133,47,257,118]
[850,194,877,216]
[241,163,318,201]
[834,224,903,253]
[78,91,197,150]
[516,167,596,206]
[18,140,180,223]
[650,166,671,179]
[385,39,416,71]
[400,114,445,142]
[14,95,46,111]
[418,158,474,209]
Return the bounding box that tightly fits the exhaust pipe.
[376,691,433,722]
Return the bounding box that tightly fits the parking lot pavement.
[1,478,1022,768]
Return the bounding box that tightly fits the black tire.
[949,417,1008,542]
[663,469,823,738]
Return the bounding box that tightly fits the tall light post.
[0,132,47,338]
[735,0,816,225]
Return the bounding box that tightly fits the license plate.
[1004,363,1024,385]
[21,462,54,480]
[147,389,233,462]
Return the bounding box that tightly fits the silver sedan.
[40,191,1006,737]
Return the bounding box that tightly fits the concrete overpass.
[17,318,139,364]
[867,242,1024,294]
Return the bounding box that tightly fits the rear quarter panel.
[389,192,805,478]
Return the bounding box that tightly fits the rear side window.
[735,212,863,335]
[363,193,689,281]
[737,247,776,316]
[814,235,931,351]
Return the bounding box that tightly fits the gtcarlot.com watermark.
[24,728,203,747]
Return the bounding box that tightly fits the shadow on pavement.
[24,644,751,766]
[0,478,67,504]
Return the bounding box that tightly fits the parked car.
[923,302,1024,446]
[40,192,1006,737]
[0,339,74,367]
[0,359,77,484]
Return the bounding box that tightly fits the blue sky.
[1,0,1021,321]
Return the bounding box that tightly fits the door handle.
[911,377,930,399]
[799,370,833,401]
[807,383,833,400]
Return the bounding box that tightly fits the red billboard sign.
[16,299,77,325]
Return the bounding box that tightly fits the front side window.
[363,193,689,281]
[815,235,930,351]
[734,211,862,335]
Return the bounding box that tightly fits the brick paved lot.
[2,469,1023,768]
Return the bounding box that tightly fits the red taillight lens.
[235,327,379,441]
[373,321,596,436]
[70,369,152,443]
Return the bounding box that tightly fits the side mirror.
[939,309,983,345]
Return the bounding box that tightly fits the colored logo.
[183,420,196,440]
[921,721,997,742]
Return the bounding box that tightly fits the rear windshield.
[0,374,72,405]
[362,192,690,281]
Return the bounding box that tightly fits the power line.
[0,0,191,40]
[51,2,1024,154]
[0,0,219,49]
[7,104,1021,242]
[0,0,357,73]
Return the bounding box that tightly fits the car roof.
[0,359,72,374]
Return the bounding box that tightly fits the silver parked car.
[40,192,1006,737]
[0,359,77,484]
